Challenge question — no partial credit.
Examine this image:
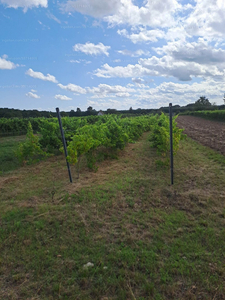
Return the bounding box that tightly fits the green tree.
[195,96,211,106]
[76,107,81,116]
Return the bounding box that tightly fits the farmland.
[0,114,225,299]
[180,109,225,122]
[177,115,225,156]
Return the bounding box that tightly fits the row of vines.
[0,115,101,136]
[181,109,225,122]
[15,114,184,172]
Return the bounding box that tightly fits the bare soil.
[177,115,225,155]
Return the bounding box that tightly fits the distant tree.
[87,106,93,112]
[60,111,68,117]
[106,108,117,114]
[69,110,76,117]
[195,96,211,106]
[75,107,81,116]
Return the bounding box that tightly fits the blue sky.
[1,0,225,111]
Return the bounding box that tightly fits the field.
[177,116,225,156]
[0,116,225,299]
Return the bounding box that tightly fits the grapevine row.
[181,109,225,122]
[16,114,184,170]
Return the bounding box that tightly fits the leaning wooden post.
[56,107,73,183]
[169,103,174,185]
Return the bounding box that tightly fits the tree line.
[1,97,225,119]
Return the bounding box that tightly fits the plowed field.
[177,115,225,155]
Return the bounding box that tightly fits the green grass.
[0,134,225,299]
[0,135,26,174]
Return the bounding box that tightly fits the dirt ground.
[177,115,225,155]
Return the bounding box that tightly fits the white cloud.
[104,0,181,27]
[94,63,145,78]
[61,0,121,17]
[185,0,225,40]
[0,0,48,12]
[69,60,81,63]
[37,19,50,30]
[118,28,165,43]
[87,83,135,97]
[55,94,72,101]
[26,91,40,99]
[140,56,223,81]
[115,92,130,97]
[46,11,61,23]
[132,77,145,84]
[135,79,225,107]
[58,83,86,94]
[154,39,225,65]
[165,26,190,42]
[56,82,135,99]
[0,55,17,69]
[87,78,225,110]
[73,42,110,56]
[62,0,181,27]
[31,89,37,92]
[117,49,150,57]
[68,59,91,64]
[94,51,224,81]
[26,68,58,83]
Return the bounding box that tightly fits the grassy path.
[0,133,225,299]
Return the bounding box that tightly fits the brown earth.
[177,115,225,155]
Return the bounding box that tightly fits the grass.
[0,133,225,299]
[0,135,26,174]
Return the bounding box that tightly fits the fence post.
[56,107,73,183]
[169,103,174,185]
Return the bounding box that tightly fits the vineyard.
[0,115,100,137]
[1,114,183,174]
[181,109,225,122]
[1,114,225,299]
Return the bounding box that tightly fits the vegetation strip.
[181,109,225,122]
[1,114,183,174]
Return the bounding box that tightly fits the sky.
[1,0,225,112]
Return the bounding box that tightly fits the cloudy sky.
[1,0,225,111]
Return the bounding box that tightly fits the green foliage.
[38,121,62,153]
[0,136,26,173]
[0,117,45,137]
[195,96,211,107]
[16,122,48,165]
[67,115,155,171]
[5,114,169,170]
[149,113,184,164]
[183,109,225,122]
